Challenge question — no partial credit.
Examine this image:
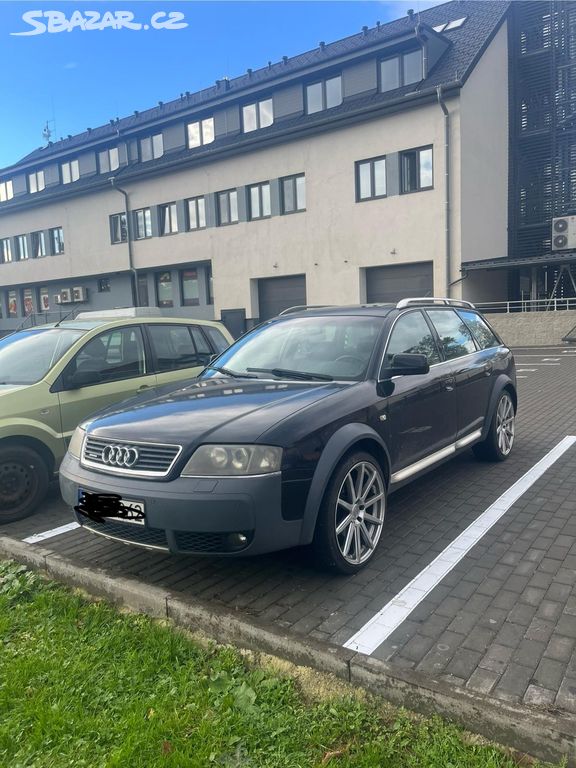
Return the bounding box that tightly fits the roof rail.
[278,305,333,316]
[396,297,476,310]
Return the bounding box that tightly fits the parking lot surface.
[3,346,576,714]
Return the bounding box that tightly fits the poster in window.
[24,289,34,316]
[41,290,50,311]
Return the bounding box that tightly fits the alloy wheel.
[496,393,515,456]
[334,461,385,565]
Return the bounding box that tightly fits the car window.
[189,326,212,365]
[70,326,146,384]
[148,325,205,372]
[0,328,84,385]
[426,309,477,360]
[383,311,441,370]
[203,326,230,353]
[457,310,500,350]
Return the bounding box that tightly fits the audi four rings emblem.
[101,444,139,468]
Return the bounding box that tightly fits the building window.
[380,49,423,92]
[187,196,206,230]
[98,147,119,174]
[8,290,17,317]
[40,287,50,311]
[248,182,271,220]
[16,235,29,261]
[140,133,163,162]
[50,227,65,254]
[281,174,306,214]
[61,159,80,184]
[137,275,149,307]
[98,278,111,293]
[0,238,12,264]
[181,269,200,306]
[356,156,386,201]
[0,180,13,202]
[206,266,214,305]
[31,231,47,258]
[23,288,34,316]
[28,171,45,194]
[187,118,215,148]
[401,146,433,193]
[217,189,239,226]
[110,213,128,244]
[156,271,173,307]
[306,76,342,114]
[159,202,178,235]
[134,208,152,239]
[242,99,274,132]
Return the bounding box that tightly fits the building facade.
[1,1,570,337]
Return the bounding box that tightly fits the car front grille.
[82,436,182,478]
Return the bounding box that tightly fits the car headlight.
[68,425,86,459]
[181,445,282,476]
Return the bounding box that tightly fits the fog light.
[228,532,248,549]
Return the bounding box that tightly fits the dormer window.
[242,99,274,133]
[61,159,80,184]
[187,118,215,148]
[380,49,423,92]
[305,76,342,115]
[0,179,13,202]
[140,133,164,162]
[99,147,119,174]
[28,170,45,194]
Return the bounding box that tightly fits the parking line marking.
[517,369,536,372]
[343,436,576,656]
[23,522,80,544]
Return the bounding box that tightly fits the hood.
[0,384,28,395]
[87,377,351,446]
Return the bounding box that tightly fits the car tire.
[0,445,49,523]
[312,451,387,574]
[473,390,516,462]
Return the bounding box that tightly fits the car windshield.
[0,328,85,385]
[203,315,386,382]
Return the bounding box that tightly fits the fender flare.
[481,374,517,441]
[299,423,391,546]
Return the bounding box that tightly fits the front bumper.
[59,453,303,557]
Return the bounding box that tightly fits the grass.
[0,560,559,768]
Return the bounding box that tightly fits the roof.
[463,252,576,270]
[0,1,509,185]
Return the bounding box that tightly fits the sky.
[0,0,442,169]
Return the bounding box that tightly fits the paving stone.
[546,582,572,603]
[557,614,576,638]
[494,621,526,648]
[466,667,500,694]
[479,643,513,674]
[555,677,576,714]
[523,685,556,707]
[511,639,546,669]
[445,648,482,679]
[533,657,567,690]
[520,586,547,606]
[545,635,575,663]
[462,626,496,654]
[525,617,556,644]
[494,663,534,702]
[507,602,538,627]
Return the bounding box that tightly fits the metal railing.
[16,309,78,330]
[476,298,576,314]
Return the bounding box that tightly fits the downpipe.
[437,86,451,298]
[110,178,139,307]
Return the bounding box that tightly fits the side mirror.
[67,369,102,389]
[381,353,430,379]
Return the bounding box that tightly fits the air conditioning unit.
[54,293,62,305]
[72,286,87,302]
[552,216,576,251]
[59,288,72,304]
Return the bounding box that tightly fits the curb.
[1,533,574,766]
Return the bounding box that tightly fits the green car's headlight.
[181,445,282,476]
[68,426,86,459]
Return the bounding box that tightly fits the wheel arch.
[481,375,517,441]
[0,436,56,476]
[299,424,390,546]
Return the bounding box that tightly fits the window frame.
[400,145,434,194]
[355,156,387,202]
[186,196,206,231]
[110,212,128,244]
[280,174,306,215]
[61,159,80,184]
[159,202,178,236]
[155,271,174,308]
[31,231,47,258]
[217,188,239,226]
[180,269,200,307]
[241,98,274,133]
[28,170,45,194]
[140,133,164,162]
[305,74,343,115]
[134,208,152,240]
[424,308,479,361]
[0,179,13,203]
[380,309,441,377]
[187,117,215,149]
[49,227,65,255]
[98,147,119,174]
[0,237,13,264]
[379,48,424,93]
[15,234,29,261]
[248,181,271,220]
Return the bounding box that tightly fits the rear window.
[203,326,229,353]
[457,310,500,350]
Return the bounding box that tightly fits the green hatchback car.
[0,310,233,523]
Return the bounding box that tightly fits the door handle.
[444,376,455,392]
[137,384,151,392]
[484,363,493,376]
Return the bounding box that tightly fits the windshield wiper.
[202,365,258,379]
[247,367,333,381]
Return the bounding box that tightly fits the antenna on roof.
[42,120,52,145]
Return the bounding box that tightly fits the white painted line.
[517,369,536,372]
[343,436,576,656]
[517,376,527,379]
[542,358,561,361]
[23,522,80,544]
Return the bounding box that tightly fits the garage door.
[258,274,307,321]
[365,262,433,304]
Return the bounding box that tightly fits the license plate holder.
[77,489,146,525]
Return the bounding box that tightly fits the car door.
[147,324,213,388]
[56,325,157,439]
[425,309,492,440]
[376,310,457,473]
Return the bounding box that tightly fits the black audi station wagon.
[60,299,517,573]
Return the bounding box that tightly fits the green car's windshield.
[203,315,386,382]
[0,328,85,385]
